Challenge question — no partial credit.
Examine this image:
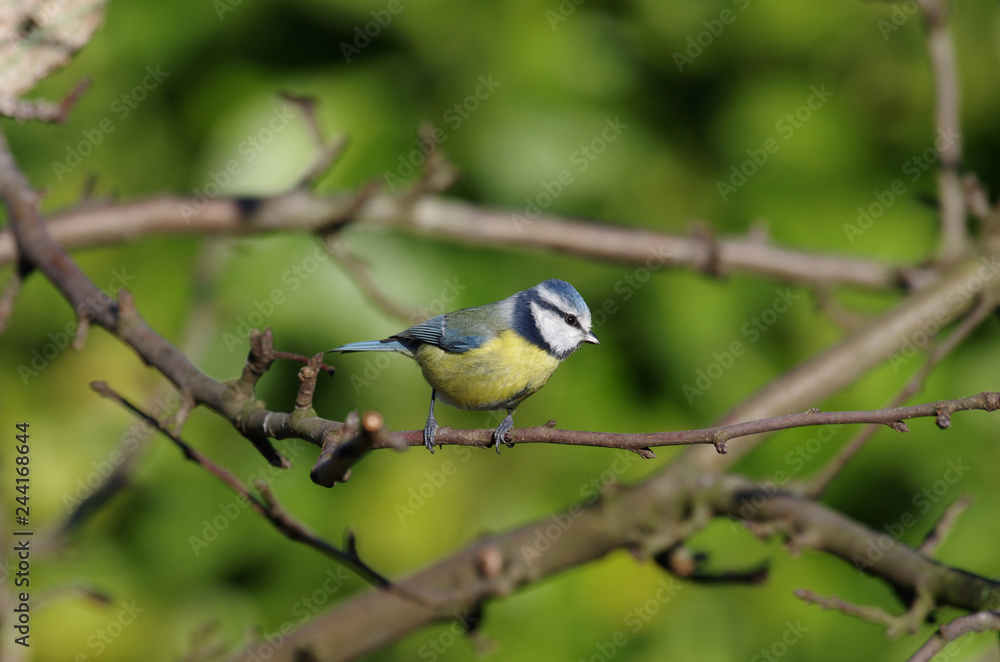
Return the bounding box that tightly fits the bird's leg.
[492,408,516,454]
[423,389,439,453]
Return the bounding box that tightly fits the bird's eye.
[564,314,577,327]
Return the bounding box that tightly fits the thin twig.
[88,380,396,591]
[294,353,325,412]
[401,123,459,201]
[311,411,406,488]
[814,285,868,332]
[795,586,935,638]
[327,237,418,321]
[962,173,992,226]
[669,251,1000,477]
[280,92,349,187]
[922,0,968,261]
[0,78,91,123]
[274,350,336,376]
[0,191,929,291]
[918,494,973,556]
[908,611,1000,662]
[360,391,1000,455]
[804,296,998,497]
[795,589,901,628]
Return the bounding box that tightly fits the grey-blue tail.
[327,339,406,353]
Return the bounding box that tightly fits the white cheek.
[531,303,578,356]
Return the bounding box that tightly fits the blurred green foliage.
[3,0,1000,660]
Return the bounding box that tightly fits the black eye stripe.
[535,299,565,317]
[518,290,587,359]
[530,293,587,329]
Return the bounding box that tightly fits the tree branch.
[794,588,935,638]
[917,493,972,556]
[908,611,1000,662]
[227,471,1000,661]
[668,247,1000,477]
[88,380,396,591]
[0,129,356,466]
[0,191,930,291]
[922,0,968,261]
[803,294,998,497]
[6,118,995,486]
[337,390,1000,456]
[0,77,91,123]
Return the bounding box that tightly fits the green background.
[3,0,1000,660]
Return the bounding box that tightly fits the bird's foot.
[492,414,515,454]
[423,418,438,453]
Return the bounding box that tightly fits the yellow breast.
[413,330,561,411]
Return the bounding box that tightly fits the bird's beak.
[584,331,600,345]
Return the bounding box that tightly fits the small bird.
[329,279,598,453]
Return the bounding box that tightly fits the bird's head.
[520,279,599,359]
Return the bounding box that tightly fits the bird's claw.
[423,418,438,453]
[492,414,515,454]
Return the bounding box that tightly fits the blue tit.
[329,279,599,453]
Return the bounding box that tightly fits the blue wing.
[393,307,500,354]
[332,301,510,355]
[328,317,451,354]
[392,315,446,346]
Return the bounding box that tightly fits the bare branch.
[279,92,349,188]
[669,251,1000,477]
[311,410,405,487]
[0,77,91,123]
[922,0,969,261]
[0,191,930,291]
[273,350,336,377]
[234,327,277,397]
[327,236,418,320]
[353,391,1000,456]
[0,128,353,465]
[908,611,1000,662]
[803,294,998,497]
[962,173,992,226]
[794,589,902,630]
[4,122,997,479]
[794,588,935,638]
[8,118,990,479]
[293,352,325,411]
[229,472,1000,661]
[361,197,933,290]
[917,494,972,556]
[400,123,460,200]
[89,381,395,591]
